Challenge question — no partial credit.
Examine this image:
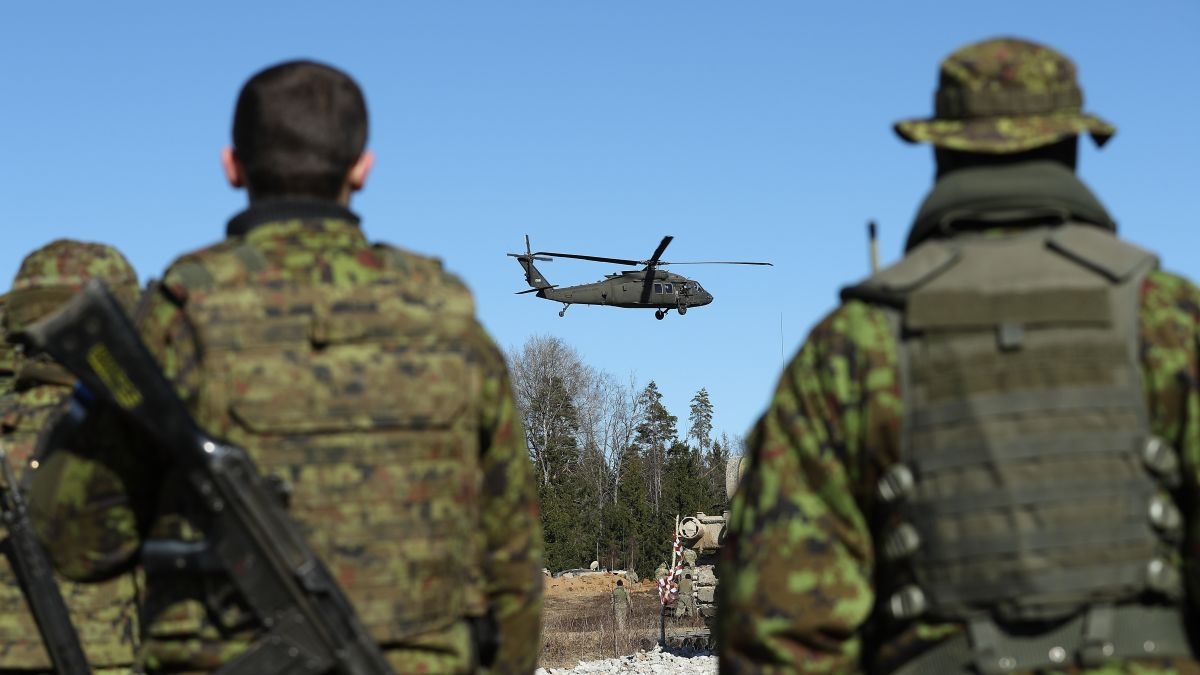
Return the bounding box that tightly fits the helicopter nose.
[702,291,714,305]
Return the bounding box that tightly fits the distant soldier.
[612,579,632,631]
[27,61,544,673]
[0,240,142,674]
[674,573,695,619]
[722,37,1200,673]
[682,547,697,570]
[654,561,669,582]
[625,568,639,584]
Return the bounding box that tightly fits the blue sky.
[3,2,1198,443]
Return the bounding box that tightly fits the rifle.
[17,280,396,675]
[0,441,92,674]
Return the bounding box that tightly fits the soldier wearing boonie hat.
[894,37,1115,153]
[721,37,1200,674]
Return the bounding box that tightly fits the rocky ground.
[535,645,716,674]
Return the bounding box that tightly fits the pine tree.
[634,381,677,517]
[607,443,656,577]
[686,388,714,455]
[705,436,730,511]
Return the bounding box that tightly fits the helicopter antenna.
[868,221,880,274]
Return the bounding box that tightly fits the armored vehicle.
[656,457,745,650]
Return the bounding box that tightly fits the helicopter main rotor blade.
[657,261,774,266]
[646,236,673,267]
[532,251,644,266]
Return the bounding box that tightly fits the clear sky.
[3,2,1198,442]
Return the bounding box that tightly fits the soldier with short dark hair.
[28,60,544,674]
[612,579,632,631]
[720,38,1200,673]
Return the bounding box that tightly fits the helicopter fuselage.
[537,269,714,310]
[509,234,767,319]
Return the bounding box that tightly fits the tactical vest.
[150,242,489,649]
[843,225,1192,674]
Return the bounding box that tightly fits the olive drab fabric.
[842,225,1192,673]
[27,210,544,674]
[719,155,1200,672]
[894,38,1116,153]
[0,240,142,672]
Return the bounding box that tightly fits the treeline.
[507,335,741,579]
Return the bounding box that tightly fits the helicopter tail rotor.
[508,234,554,290]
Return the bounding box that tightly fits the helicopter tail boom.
[509,235,554,291]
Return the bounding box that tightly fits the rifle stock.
[18,280,395,675]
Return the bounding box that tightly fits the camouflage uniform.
[674,574,695,619]
[29,206,544,673]
[0,295,13,397]
[720,39,1200,674]
[612,582,632,631]
[0,240,142,674]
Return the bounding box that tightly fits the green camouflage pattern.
[28,216,544,674]
[894,38,1116,153]
[0,294,12,397]
[719,269,1200,674]
[0,240,141,671]
[4,238,140,334]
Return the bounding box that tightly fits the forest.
[507,335,742,579]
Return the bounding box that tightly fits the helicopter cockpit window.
[663,283,674,294]
[654,283,663,294]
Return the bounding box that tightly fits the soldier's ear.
[347,150,374,192]
[221,147,246,189]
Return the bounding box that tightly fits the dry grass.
[538,589,708,668]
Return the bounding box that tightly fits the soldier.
[0,240,142,674]
[654,561,669,582]
[612,579,632,631]
[720,38,1200,673]
[674,573,695,619]
[27,61,544,673]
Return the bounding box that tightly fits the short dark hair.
[233,60,368,200]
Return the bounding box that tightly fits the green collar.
[906,161,1117,251]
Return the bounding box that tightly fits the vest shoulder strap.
[1047,225,1158,282]
[840,240,958,307]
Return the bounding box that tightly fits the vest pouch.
[218,342,478,642]
[226,345,468,435]
[878,227,1170,626]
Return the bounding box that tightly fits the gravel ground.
[535,646,716,674]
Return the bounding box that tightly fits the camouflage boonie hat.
[4,240,139,334]
[894,37,1115,153]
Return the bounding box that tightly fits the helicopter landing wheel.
[677,305,687,316]
[559,304,569,318]
[655,309,665,320]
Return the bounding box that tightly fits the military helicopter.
[509,235,772,319]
